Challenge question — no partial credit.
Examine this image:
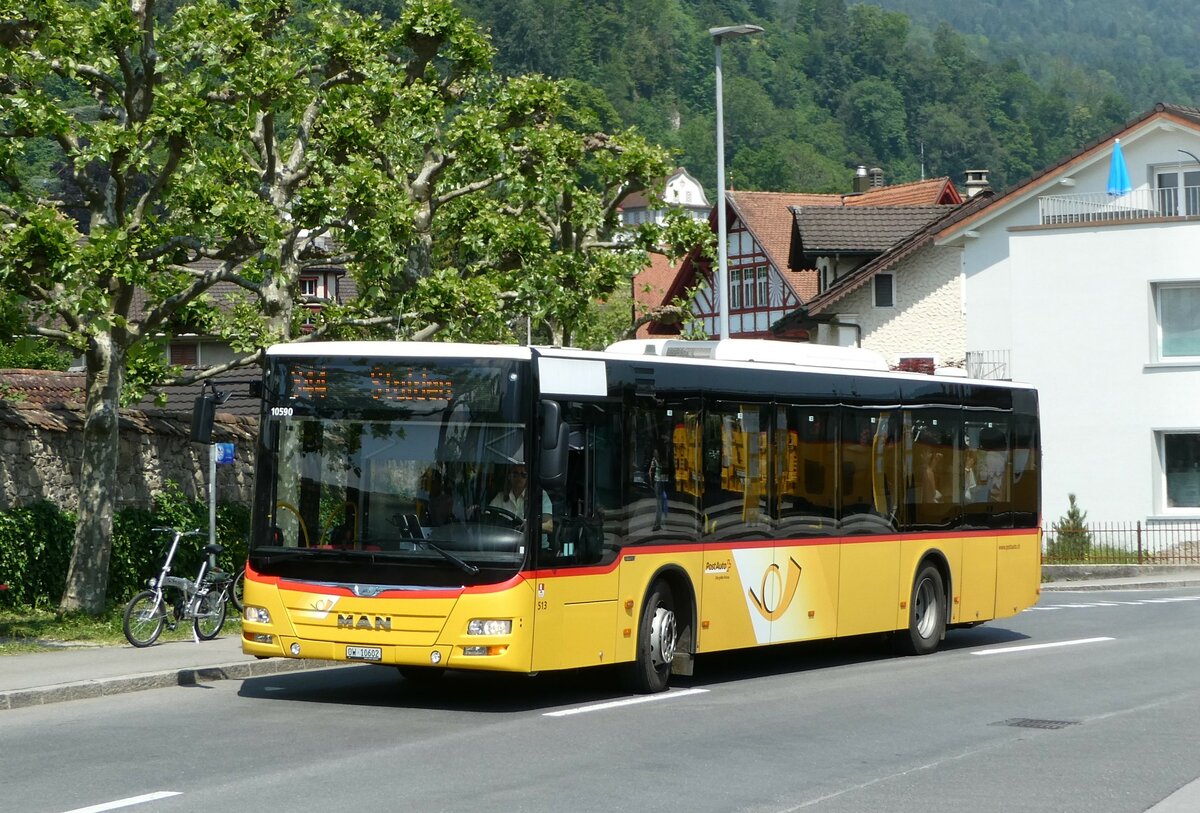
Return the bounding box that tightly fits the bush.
[1047,493,1093,562]
[0,502,74,609]
[0,481,250,610]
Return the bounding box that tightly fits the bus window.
[627,400,699,542]
[703,401,770,539]
[904,409,962,531]
[840,408,900,535]
[541,401,621,567]
[1011,404,1040,529]
[775,405,837,536]
[963,416,1011,529]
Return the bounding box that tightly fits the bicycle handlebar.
[150,527,206,537]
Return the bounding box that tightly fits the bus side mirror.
[191,393,215,444]
[540,399,568,492]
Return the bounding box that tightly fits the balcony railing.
[1039,187,1200,225]
[965,349,1010,380]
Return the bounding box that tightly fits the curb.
[1041,579,1200,592]
[0,656,341,712]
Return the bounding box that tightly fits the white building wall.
[950,123,1200,524]
[1011,222,1200,524]
[826,245,965,365]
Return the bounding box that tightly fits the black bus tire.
[622,581,677,694]
[903,563,946,656]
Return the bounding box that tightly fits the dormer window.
[300,277,318,297]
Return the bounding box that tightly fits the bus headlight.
[244,606,271,624]
[467,619,512,636]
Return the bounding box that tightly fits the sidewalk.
[0,632,340,711]
[4,567,1200,712]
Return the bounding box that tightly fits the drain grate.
[992,718,1080,730]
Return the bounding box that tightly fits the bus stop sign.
[215,442,235,464]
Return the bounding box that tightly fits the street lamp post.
[710,23,763,341]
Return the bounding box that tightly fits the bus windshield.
[250,355,533,586]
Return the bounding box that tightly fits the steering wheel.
[471,505,522,528]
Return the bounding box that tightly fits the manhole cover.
[992,718,1079,730]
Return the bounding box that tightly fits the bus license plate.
[346,646,382,662]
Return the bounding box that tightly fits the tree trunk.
[58,335,125,615]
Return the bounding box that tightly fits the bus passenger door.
[531,401,620,672]
[837,408,902,637]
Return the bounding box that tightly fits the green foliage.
[0,502,74,609]
[1047,493,1093,563]
[459,0,1139,192]
[0,484,249,611]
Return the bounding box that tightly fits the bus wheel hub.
[650,606,677,668]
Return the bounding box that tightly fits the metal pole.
[708,24,761,340]
[209,441,217,549]
[714,37,729,341]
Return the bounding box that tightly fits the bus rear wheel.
[902,563,946,655]
[623,581,677,694]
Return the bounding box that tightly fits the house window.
[1155,282,1200,359]
[874,273,895,308]
[1161,432,1200,510]
[1154,167,1200,215]
[170,342,198,367]
[300,277,318,297]
[730,269,742,309]
[742,267,755,308]
[757,268,769,307]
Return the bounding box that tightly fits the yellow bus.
[241,339,1041,692]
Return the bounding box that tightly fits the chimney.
[965,169,991,198]
[868,167,884,188]
[852,165,869,194]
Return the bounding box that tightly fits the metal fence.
[1042,521,1200,565]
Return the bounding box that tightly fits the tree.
[1,0,703,612]
[1048,493,1093,563]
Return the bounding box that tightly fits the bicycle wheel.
[192,591,227,640]
[123,590,167,647]
[228,568,245,614]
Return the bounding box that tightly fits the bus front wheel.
[623,581,677,694]
[902,563,946,655]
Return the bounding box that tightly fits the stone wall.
[0,402,257,512]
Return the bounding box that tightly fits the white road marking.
[544,687,709,717]
[972,636,1113,656]
[1028,595,1200,611]
[61,791,182,813]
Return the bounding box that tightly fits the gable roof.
[659,177,962,310]
[786,192,993,322]
[939,102,1200,241]
[791,205,957,258]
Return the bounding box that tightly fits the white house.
[937,102,1200,524]
[618,167,711,228]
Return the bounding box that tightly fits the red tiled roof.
[0,370,85,407]
[632,253,681,338]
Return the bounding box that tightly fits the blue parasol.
[1107,138,1132,195]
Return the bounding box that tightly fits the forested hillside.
[867,0,1200,112]
[451,0,1135,194]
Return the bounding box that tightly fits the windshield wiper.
[413,538,479,574]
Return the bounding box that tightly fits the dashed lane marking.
[61,791,182,813]
[1028,595,1200,611]
[544,687,709,717]
[971,637,1114,656]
